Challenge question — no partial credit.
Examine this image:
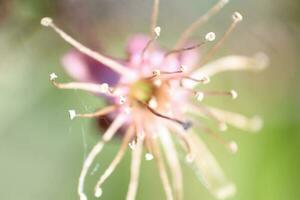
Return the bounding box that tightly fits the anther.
[99,83,109,93]
[154,26,161,38]
[69,110,76,120]
[195,92,204,102]
[41,17,53,27]
[230,90,238,99]
[95,188,103,198]
[128,140,137,150]
[148,98,158,109]
[180,65,187,72]
[49,72,58,81]
[153,69,161,76]
[119,96,127,104]
[232,12,243,22]
[145,153,154,161]
[205,32,216,42]
[182,121,193,130]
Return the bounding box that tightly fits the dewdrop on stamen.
[69,110,76,120]
[232,12,243,22]
[205,32,216,42]
[49,72,58,81]
[95,187,103,198]
[230,90,238,99]
[41,17,53,27]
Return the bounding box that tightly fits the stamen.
[145,153,154,161]
[158,125,183,200]
[50,74,114,95]
[195,92,204,102]
[197,12,243,67]
[189,104,228,132]
[141,26,161,58]
[94,126,134,197]
[195,122,237,154]
[41,17,134,77]
[205,32,216,42]
[175,0,230,48]
[150,0,160,36]
[165,42,205,57]
[69,110,76,120]
[49,72,58,81]
[198,90,238,99]
[71,106,116,119]
[126,128,144,200]
[143,101,192,130]
[182,75,210,84]
[151,137,174,200]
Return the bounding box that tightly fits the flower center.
[129,79,155,103]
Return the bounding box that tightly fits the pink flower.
[42,1,268,200]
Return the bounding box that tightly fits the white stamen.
[205,32,216,42]
[99,83,109,93]
[195,92,204,102]
[228,141,238,154]
[201,75,211,84]
[153,69,161,76]
[145,153,154,161]
[69,110,76,120]
[119,96,127,104]
[154,26,161,37]
[219,122,228,132]
[180,65,187,72]
[230,90,238,99]
[49,72,58,81]
[128,141,137,150]
[95,188,103,198]
[148,98,158,109]
[41,17,53,27]
[232,12,243,22]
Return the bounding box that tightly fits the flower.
[41,0,269,200]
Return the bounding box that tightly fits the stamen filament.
[77,114,125,200]
[151,137,174,200]
[41,17,134,77]
[142,101,192,130]
[75,106,116,118]
[126,127,144,200]
[165,42,205,57]
[151,0,160,36]
[196,12,243,69]
[51,79,114,95]
[94,126,134,196]
[175,0,230,48]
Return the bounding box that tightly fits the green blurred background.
[0,0,299,199]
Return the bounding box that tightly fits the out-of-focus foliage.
[0,0,299,200]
